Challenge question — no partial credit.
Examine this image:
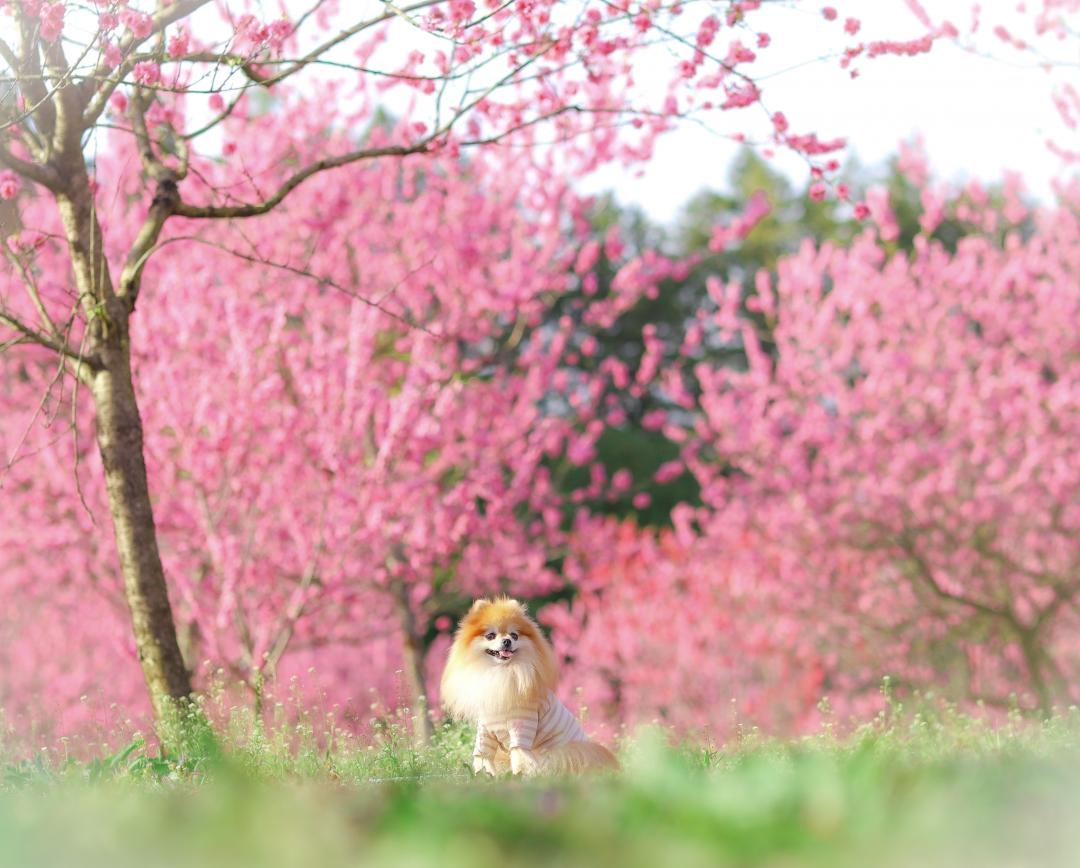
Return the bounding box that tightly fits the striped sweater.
[474,690,587,756]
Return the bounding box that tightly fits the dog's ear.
[469,598,490,612]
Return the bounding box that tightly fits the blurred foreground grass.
[3,704,1080,868]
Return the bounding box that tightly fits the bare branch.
[118,181,180,311]
[263,538,327,679]
[0,307,101,370]
[152,234,441,336]
[12,13,56,142]
[244,0,446,89]
[0,37,15,70]
[41,31,86,156]
[115,89,182,310]
[173,141,431,219]
[175,38,554,220]
[1035,584,1079,631]
[81,0,216,127]
[0,138,62,190]
[898,535,1012,621]
[2,242,60,337]
[127,86,167,179]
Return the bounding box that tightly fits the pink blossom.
[575,240,601,274]
[865,184,899,241]
[642,409,667,431]
[38,3,64,42]
[121,9,154,40]
[267,19,293,52]
[0,170,19,200]
[168,29,190,59]
[696,16,719,48]
[567,434,597,466]
[720,81,760,110]
[786,132,846,155]
[919,184,946,234]
[132,62,161,86]
[726,41,757,65]
[653,460,684,484]
[897,135,930,188]
[102,41,122,69]
[903,0,933,28]
[709,190,771,251]
[866,35,935,58]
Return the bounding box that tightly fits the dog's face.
[441,597,558,719]
[456,598,541,668]
[481,623,522,662]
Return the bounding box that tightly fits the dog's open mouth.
[486,649,515,660]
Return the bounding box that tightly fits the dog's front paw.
[510,747,541,776]
[473,755,497,776]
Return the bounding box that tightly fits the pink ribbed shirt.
[474,690,587,755]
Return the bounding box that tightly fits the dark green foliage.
[546,149,1037,529]
[547,150,854,527]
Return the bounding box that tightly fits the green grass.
[2,704,1080,868]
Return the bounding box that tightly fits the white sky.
[596,0,1072,222]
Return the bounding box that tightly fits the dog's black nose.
[501,637,512,649]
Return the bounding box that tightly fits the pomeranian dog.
[441,597,619,776]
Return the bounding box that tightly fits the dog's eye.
[510,632,519,641]
[485,632,495,641]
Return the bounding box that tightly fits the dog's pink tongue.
[499,649,514,659]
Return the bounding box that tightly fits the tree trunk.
[1017,628,1053,716]
[90,345,194,726]
[53,180,195,735]
[390,579,435,743]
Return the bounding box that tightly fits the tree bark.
[390,579,435,743]
[1017,628,1053,716]
[54,184,194,731]
[90,346,194,724]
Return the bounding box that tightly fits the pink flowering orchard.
[1,130,585,739]
[1,0,1078,744]
[689,181,1080,718]
[551,180,1080,730]
[547,514,830,736]
[547,173,1079,732]
[0,0,878,737]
